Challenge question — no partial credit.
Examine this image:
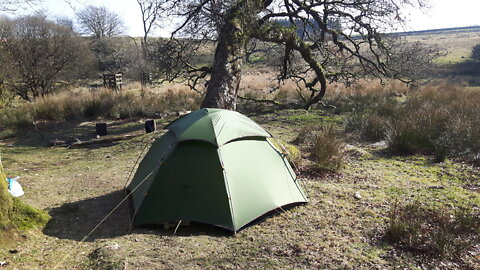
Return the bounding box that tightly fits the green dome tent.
[127,108,307,232]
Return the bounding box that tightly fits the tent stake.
[173,220,182,235]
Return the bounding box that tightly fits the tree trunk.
[201,16,246,110]
[303,84,327,110]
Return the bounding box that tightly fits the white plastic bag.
[7,176,24,197]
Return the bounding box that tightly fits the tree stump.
[145,120,156,133]
[96,123,108,137]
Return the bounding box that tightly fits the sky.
[5,0,480,37]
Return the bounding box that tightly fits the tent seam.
[217,148,237,232]
[265,139,308,202]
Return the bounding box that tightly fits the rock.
[345,144,372,158]
[8,249,17,254]
[106,243,120,250]
[0,261,6,267]
[176,111,192,117]
[371,141,387,148]
[354,192,362,200]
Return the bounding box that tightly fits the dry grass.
[387,200,480,259]
[405,29,480,64]
[309,126,346,172]
[343,82,480,163]
[0,86,202,137]
[387,84,480,162]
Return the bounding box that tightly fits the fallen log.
[67,134,140,149]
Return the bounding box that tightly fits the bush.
[293,124,315,145]
[0,107,33,131]
[386,200,480,259]
[346,112,390,142]
[344,83,480,163]
[472,44,480,61]
[309,126,345,172]
[386,85,480,161]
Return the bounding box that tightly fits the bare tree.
[152,0,441,110]
[0,15,86,101]
[76,5,125,38]
[137,0,164,48]
[0,0,37,12]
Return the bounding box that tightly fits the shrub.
[471,44,480,61]
[293,124,315,145]
[386,200,480,259]
[346,113,390,142]
[344,83,480,163]
[309,126,345,172]
[386,85,480,161]
[0,106,33,131]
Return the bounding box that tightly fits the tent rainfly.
[127,108,307,232]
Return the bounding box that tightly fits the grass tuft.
[309,126,345,172]
[386,200,480,259]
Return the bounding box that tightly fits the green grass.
[405,29,480,64]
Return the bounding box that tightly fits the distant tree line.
[0,15,88,101]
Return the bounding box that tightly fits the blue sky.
[7,0,480,36]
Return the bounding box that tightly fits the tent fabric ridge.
[208,113,220,147]
[216,148,236,231]
[220,136,272,147]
